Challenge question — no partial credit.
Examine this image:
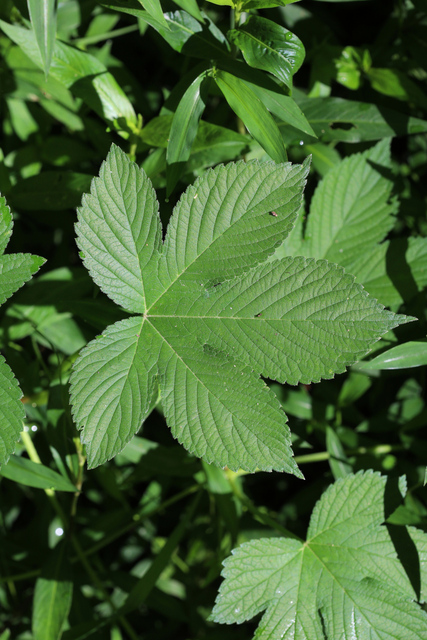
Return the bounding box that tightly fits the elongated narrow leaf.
[361,341,427,370]
[243,0,301,8]
[71,148,412,472]
[138,0,169,28]
[0,20,136,127]
[171,0,205,21]
[0,455,77,491]
[33,543,73,640]
[212,471,427,639]
[228,16,304,89]
[218,59,315,137]
[167,71,210,194]
[27,0,56,78]
[292,94,427,142]
[326,425,351,479]
[215,70,287,163]
[101,4,229,59]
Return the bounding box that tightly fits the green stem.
[294,443,404,465]
[75,24,139,47]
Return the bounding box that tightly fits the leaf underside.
[70,145,411,471]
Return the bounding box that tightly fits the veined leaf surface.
[70,145,411,471]
[0,195,45,465]
[212,471,427,639]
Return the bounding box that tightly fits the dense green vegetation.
[1,0,427,638]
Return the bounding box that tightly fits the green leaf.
[301,139,397,269]
[70,317,159,468]
[27,0,56,78]
[0,194,13,255]
[8,172,92,211]
[242,0,301,8]
[0,195,44,466]
[32,543,73,640]
[349,237,427,307]
[0,455,77,491]
[215,70,287,163]
[0,357,26,468]
[367,68,427,109]
[171,0,205,22]
[75,145,162,314]
[167,70,210,195]
[212,471,427,639]
[292,94,427,142]
[0,20,136,128]
[326,425,352,479]
[138,0,169,28]
[361,341,427,370]
[205,0,235,5]
[228,16,304,89]
[218,59,316,137]
[101,4,229,59]
[70,147,411,472]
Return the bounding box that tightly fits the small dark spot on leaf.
[329,122,356,131]
[270,211,278,217]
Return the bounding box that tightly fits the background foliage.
[1,0,427,638]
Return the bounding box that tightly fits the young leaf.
[228,16,304,90]
[0,195,45,466]
[212,471,427,639]
[27,0,56,78]
[215,70,287,163]
[70,145,411,472]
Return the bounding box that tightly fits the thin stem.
[294,443,405,465]
[20,429,69,527]
[75,24,139,47]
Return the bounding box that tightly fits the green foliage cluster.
[0,0,427,638]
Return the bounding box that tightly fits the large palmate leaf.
[0,195,45,466]
[212,471,427,639]
[70,145,411,471]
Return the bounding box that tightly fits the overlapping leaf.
[70,145,411,471]
[0,195,45,466]
[278,139,427,307]
[212,471,427,639]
